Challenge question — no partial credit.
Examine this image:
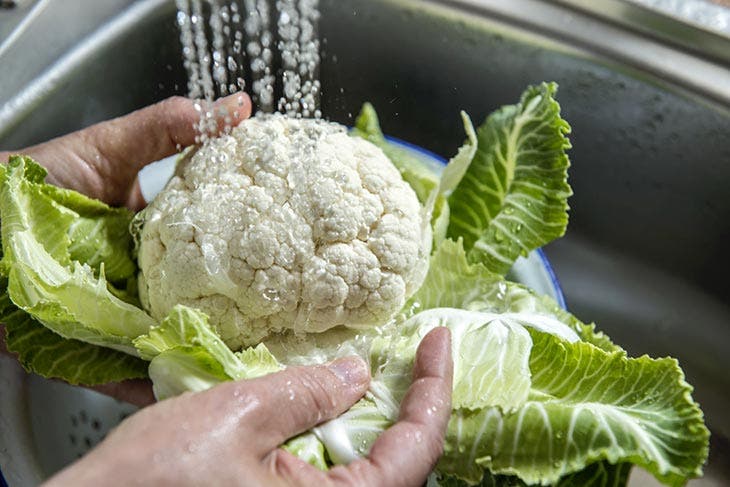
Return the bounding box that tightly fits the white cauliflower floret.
[137,115,431,349]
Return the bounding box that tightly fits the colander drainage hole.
[66,409,109,458]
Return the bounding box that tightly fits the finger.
[10,93,252,207]
[19,93,251,172]
[330,327,453,487]
[83,92,252,172]
[228,356,370,455]
[88,379,156,408]
[125,177,146,211]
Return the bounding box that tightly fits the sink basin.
[0,0,728,484]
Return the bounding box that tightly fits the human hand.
[0,94,252,405]
[44,327,453,487]
[0,93,252,210]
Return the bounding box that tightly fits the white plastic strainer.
[0,358,139,486]
[26,375,138,475]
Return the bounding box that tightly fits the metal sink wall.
[1,0,729,482]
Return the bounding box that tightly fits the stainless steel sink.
[0,0,728,484]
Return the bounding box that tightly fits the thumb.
[87,92,252,174]
[240,356,370,454]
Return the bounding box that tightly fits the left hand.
[0,93,251,210]
[0,93,252,405]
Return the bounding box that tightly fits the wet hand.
[0,93,251,210]
[45,327,453,487]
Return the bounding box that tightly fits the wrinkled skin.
[45,328,452,487]
[0,94,251,210]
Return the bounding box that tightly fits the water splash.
[244,0,276,112]
[175,0,322,140]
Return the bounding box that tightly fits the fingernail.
[328,357,369,386]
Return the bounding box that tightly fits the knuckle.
[425,431,445,461]
[329,462,373,487]
[163,95,190,110]
[289,367,338,414]
[159,96,195,123]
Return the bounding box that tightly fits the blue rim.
[536,248,567,310]
[0,465,7,487]
[385,136,567,311]
[384,135,448,164]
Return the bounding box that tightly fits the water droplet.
[496,282,507,301]
[176,0,321,118]
[263,288,280,302]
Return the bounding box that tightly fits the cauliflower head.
[137,115,431,348]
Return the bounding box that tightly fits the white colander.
[0,361,138,485]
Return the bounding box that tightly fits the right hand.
[45,327,453,487]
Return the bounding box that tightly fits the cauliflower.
[137,115,431,348]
